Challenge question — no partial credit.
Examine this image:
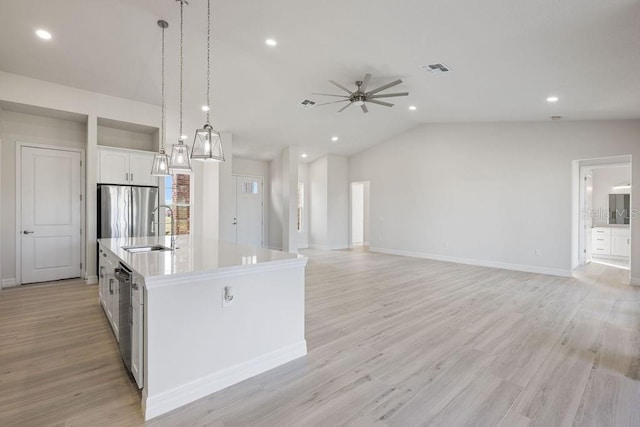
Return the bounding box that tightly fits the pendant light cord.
[179,0,184,141]
[161,23,166,153]
[206,0,211,125]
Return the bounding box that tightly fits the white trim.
[86,275,98,285]
[309,243,349,251]
[630,278,640,287]
[142,340,307,421]
[370,246,573,278]
[15,142,85,285]
[1,278,17,288]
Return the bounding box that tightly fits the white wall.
[269,155,283,250]
[592,166,630,226]
[298,163,309,249]
[308,154,349,250]
[97,125,154,151]
[233,157,271,247]
[1,111,87,282]
[349,120,640,279]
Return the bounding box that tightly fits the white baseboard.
[630,278,640,287]
[86,275,98,285]
[1,278,17,288]
[142,340,307,420]
[309,243,350,251]
[369,247,572,278]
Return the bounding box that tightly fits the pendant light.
[169,0,192,172]
[191,0,225,161]
[151,20,171,176]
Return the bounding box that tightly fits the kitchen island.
[97,236,307,420]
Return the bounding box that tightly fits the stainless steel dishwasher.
[114,262,133,373]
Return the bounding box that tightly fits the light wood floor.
[1,250,639,426]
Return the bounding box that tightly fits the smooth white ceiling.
[1,0,639,161]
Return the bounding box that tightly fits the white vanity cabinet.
[98,147,157,186]
[591,227,630,258]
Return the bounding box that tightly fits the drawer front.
[611,228,630,237]
[592,227,611,236]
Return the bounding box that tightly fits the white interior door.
[21,147,81,284]
[351,183,364,246]
[234,175,263,246]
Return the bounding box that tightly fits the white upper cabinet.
[98,147,158,187]
[129,153,156,186]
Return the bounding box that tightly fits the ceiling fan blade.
[366,79,403,96]
[369,92,409,98]
[361,103,369,113]
[338,102,354,112]
[367,99,394,107]
[317,100,350,106]
[312,93,349,98]
[360,73,372,92]
[329,80,353,95]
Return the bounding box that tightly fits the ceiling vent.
[550,115,564,121]
[299,99,316,109]
[420,63,452,74]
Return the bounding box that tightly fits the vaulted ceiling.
[1,0,639,161]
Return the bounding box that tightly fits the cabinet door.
[611,235,630,257]
[99,149,130,184]
[129,153,158,187]
[110,274,119,341]
[131,284,144,388]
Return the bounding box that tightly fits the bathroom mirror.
[609,194,630,224]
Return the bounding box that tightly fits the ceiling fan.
[313,73,408,113]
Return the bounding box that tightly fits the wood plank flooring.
[1,250,639,426]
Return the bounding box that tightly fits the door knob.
[23,230,34,235]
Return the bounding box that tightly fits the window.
[297,182,304,232]
[164,173,191,235]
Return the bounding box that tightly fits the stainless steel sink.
[122,245,174,253]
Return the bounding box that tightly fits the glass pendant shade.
[169,141,192,171]
[191,124,224,161]
[151,151,171,176]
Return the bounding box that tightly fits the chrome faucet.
[153,205,177,249]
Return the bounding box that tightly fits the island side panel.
[142,264,306,420]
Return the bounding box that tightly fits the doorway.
[573,156,632,277]
[351,181,370,248]
[16,145,83,284]
[233,175,264,246]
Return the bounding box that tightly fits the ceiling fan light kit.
[191,0,225,162]
[313,73,409,113]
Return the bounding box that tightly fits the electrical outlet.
[443,241,449,248]
[535,249,542,256]
[222,286,234,307]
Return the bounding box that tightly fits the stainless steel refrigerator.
[97,184,159,240]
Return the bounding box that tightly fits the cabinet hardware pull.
[100,266,105,279]
[109,279,114,295]
[126,172,129,181]
[131,173,134,181]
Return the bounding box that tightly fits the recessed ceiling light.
[546,96,559,103]
[201,105,210,112]
[180,134,188,141]
[331,136,339,142]
[265,39,277,47]
[36,29,52,40]
[409,105,417,111]
[301,153,307,158]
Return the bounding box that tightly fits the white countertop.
[593,224,630,228]
[98,236,306,284]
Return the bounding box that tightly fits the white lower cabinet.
[98,244,119,341]
[131,273,144,389]
[591,227,630,258]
